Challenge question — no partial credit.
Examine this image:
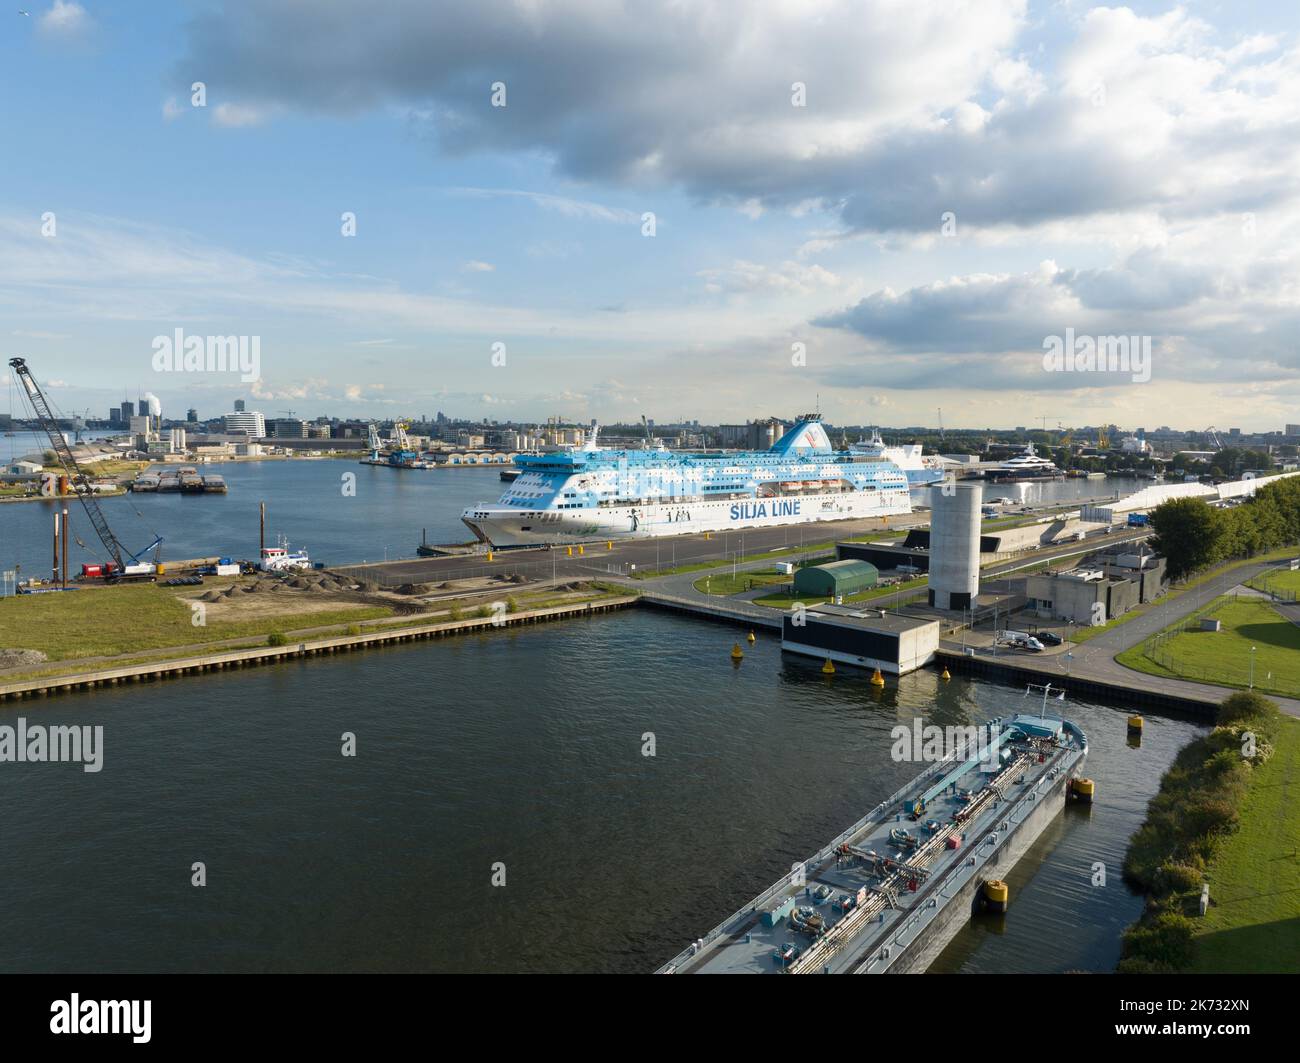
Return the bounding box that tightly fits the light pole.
[1249,645,1256,689]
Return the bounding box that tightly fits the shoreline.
[0,595,638,703]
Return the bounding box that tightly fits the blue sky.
[3,1,1299,431]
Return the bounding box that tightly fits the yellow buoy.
[941,667,951,681]
[747,631,756,644]
[1069,777,1095,805]
[982,879,1009,913]
[1127,715,1144,733]
[730,643,744,661]
[821,658,836,675]
[870,668,885,687]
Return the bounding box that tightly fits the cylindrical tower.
[928,482,982,610]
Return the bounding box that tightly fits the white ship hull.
[463,489,911,547]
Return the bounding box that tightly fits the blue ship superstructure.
[461,415,911,546]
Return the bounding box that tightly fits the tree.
[1149,498,1225,580]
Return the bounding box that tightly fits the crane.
[8,357,161,573]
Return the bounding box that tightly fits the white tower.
[929,482,982,610]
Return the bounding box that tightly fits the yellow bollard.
[566,546,573,557]
[606,541,613,550]
[486,551,493,562]
[578,544,584,555]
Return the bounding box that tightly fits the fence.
[1132,592,1299,696]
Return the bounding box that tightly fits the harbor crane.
[8,356,162,573]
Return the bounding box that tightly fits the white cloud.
[39,0,90,37]
[461,260,494,273]
[212,102,271,128]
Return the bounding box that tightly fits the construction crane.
[937,407,945,442]
[8,357,161,573]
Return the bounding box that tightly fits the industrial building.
[781,605,940,674]
[792,559,878,599]
[928,482,982,610]
[1025,550,1166,625]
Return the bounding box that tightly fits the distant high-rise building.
[138,399,149,417]
[120,401,134,426]
[1287,424,1300,437]
[186,408,198,422]
[234,399,246,412]
[225,411,266,437]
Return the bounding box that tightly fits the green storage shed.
[792,559,879,598]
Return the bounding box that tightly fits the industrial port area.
[5,0,1300,1046]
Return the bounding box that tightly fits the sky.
[1,0,1298,431]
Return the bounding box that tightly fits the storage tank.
[928,482,981,610]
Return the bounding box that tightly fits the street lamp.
[1249,645,1256,689]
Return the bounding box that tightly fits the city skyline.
[3,1,1299,430]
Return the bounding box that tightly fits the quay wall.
[0,597,637,704]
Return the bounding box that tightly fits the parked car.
[1038,632,1064,646]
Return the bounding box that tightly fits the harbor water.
[0,609,1201,973]
[0,437,1149,579]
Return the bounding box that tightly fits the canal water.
[0,609,1201,973]
[0,432,1148,579]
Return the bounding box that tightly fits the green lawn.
[692,568,793,596]
[1068,547,1300,644]
[0,582,390,661]
[1193,718,1300,973]
[635,549,835,579]
[1117,597,1300,697]
[1247,566,1300,596]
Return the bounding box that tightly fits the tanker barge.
[659,689,1089,974]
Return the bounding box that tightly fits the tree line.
[1149,477,1300,580]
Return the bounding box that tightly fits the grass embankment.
[1119,692,1299,973]
[0,583,390,662]
[1116,596,1300,698]
[0,580,634,681]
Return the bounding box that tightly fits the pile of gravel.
[0,648,48,669]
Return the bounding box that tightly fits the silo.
[928,482,982,610]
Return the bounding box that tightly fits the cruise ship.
[461,415,912,546]
[849,429,948,486]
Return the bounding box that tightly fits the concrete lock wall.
[929,483,982,609]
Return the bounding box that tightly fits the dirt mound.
[394,583,429,595]
[507,573,528,584]
[200,590,223,602]
[0,648,48,669]
[289,578,312,589]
